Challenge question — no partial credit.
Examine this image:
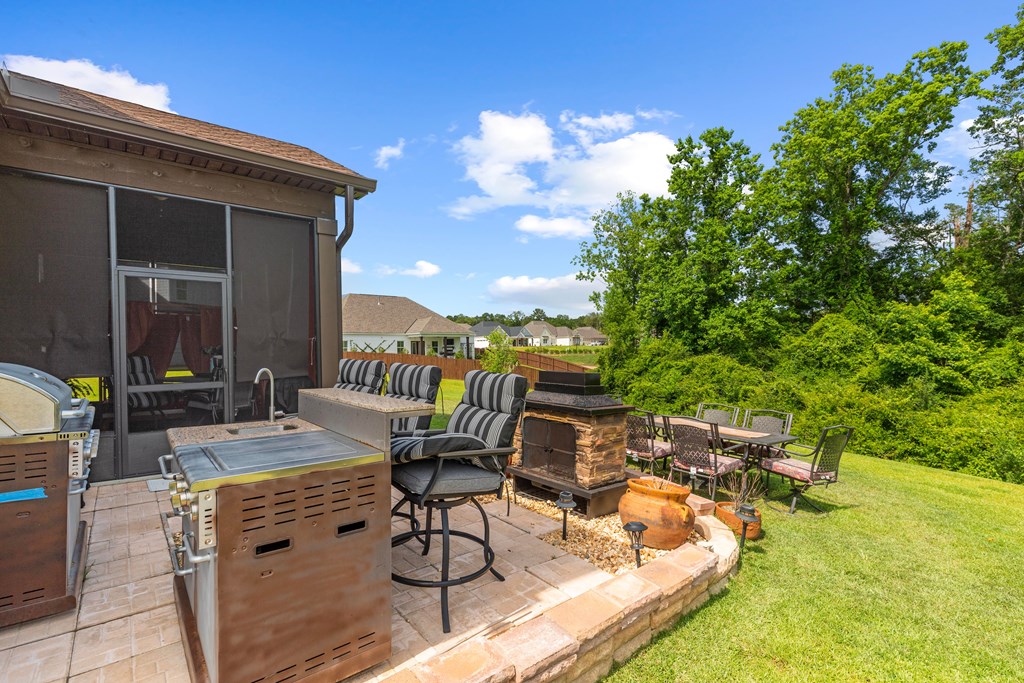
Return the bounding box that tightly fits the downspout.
[336,184,355,358]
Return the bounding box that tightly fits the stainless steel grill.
[0,363,98,628]
[161,430,391,683]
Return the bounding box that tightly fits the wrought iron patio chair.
[386,362,442,433]
[759,425,853,513]
[696,402,741,427]
[390,369,527,633]
[666,417,744,499]
[626,411,669,473]
[742,408,794,460]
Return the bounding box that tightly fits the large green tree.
[770,42,980,317]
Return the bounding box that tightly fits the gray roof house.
[343,294,474,357]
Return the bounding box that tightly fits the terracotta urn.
[715,502,762,540]
[617,477,695,550]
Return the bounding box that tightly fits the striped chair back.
[386,363,442,432]
[447,370,528,471]
[125,355,170,410]
[334,358,385,394]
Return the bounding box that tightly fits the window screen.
[232,209,314,397]
[0,170,111,377]
[116,189,225,269]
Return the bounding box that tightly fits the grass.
[429,378,465,429]
[608,453,1024,682]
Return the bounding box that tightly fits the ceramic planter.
[617,477,695,549]
[715,502,762,540]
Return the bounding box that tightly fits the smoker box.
[167,430,391,683]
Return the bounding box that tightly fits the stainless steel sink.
[226,424,299,436]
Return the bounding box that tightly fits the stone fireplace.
[509,371,634,518]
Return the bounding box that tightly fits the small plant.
[720,469,767,509]
[480,329,519,373]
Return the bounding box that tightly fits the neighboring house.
[343,294,474,358]
[553,326,574,346]
[471,321,514,349]
[522,320,557,347]
[573,326,608,346]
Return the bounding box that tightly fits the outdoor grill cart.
[161,388,431,683]
[0,363,97,627]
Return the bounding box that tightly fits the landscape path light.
[622,521,648,568]
[736,503,759,556]
[555,490,576,540]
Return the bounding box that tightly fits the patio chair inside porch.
[760,425,854,513]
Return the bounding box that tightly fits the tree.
[529,308,548,322]
[770,42,980,316]
[480,329,518,374]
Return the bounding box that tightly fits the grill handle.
[68,472,90,496]
[158,454,178,481]
[61,398,91,419]
[161,511,211,577]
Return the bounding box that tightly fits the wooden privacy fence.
[342,351,590,387]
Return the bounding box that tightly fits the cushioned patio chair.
[390,369,527,633]
[759,425,853,513]
[626,411,668,473]
[386,362,442,433]
[333,358,385,394]
[696,402,741,427]
[126,355,176,425]
[666,417,743,499]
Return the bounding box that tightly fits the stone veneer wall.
[384,516,739,683]
[512,408,628,489]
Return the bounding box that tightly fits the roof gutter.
[336,185,355,356]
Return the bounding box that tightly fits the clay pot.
[618,477,695,550]
[715,502,762,540]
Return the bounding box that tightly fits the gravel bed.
[483,493,703,575]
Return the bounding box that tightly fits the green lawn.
[429,378,465,429]
[608,453,1024,682]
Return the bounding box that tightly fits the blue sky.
[3,1,1014,316]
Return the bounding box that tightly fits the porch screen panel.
[115,189,226,269]
[0,171,110,377]
[231,209,314,411]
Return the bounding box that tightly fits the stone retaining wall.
[384,515,739,683]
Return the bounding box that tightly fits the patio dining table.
[663,415,798,468]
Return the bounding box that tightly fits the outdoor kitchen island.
[163,390,433,683]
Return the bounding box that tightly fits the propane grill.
[160,429,391,683]
[0,363,98,627]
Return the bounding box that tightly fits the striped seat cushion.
[334,359,385,394]
[126,356,175,411]
[391,432,487,464]
[386,363,441,432]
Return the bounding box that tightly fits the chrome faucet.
[253,368,276,423]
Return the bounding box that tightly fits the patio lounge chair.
[386,362,442,433]
[666,417,743,499]
[390,369,527,633]
[759,425,854,513]
[333,358,385,394]
[696,402,740,426]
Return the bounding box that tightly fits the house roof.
[342,294,472,336]
[574,326,607,340]
[554,326,573,337]
[0,70,376,195]
[523,320,555,338]
[470,321,513,336]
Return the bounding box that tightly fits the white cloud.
[515,214,591,239]
[389,260,441,278]
[560,110,635,147]
[3,55,173,111]
[450,110,556,218]
[935,109,980,161]
[448,109,675,222]
[636,107,679,122]
[488,273,605,312]
[374,138,406,169]
[340,257,362,274]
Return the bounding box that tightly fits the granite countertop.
[299,388,435,416]
[166,418,323,450]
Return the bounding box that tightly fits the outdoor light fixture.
[622,521,648,568]
[555,491,577,540]
[736,503,759,555]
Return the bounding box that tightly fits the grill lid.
[172,430,383,491]
[0,363,89,437]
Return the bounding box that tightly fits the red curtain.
[180,306,223,375]
[134,314,180,380]
[125,301,155,355]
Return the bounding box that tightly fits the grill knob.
[171,490,194,510]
